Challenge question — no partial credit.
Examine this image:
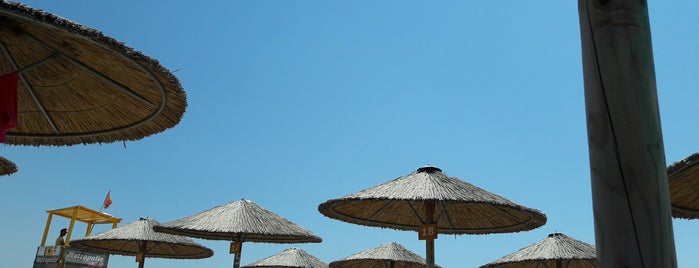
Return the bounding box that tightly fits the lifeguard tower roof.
[40,205,122,246]
[47,205,121,225]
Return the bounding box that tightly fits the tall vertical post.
[41,213,53,246]
[425,201,435,268]
[577,0,677,267]
[232,235,243,268]
[137,241,147,268]
[234,251,241,268]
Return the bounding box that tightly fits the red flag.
[0,72,19,143]
[103,191,112,209]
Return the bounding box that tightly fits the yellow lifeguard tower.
[33,205,121,268]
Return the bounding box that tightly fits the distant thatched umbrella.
[0,156,17,176]
[480,233,596,268]
[329,242,436,268]
[242,247,328,268]
[667,152,699,219]
[318,166,547,268]
[70,218,213,268]
[154,199,322,268]
[0,2,187,146]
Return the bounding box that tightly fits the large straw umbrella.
[667,152,699,219]
[0,155,17,176]
[318,166,547,268]
[242,247,328,268]
[479,233,597,268]
[329,242,435,268]
[154,199,322,268]
[69,218,213,268]
[0,2,187,146]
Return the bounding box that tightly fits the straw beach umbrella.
[318,166,547,268]
[0,155,17,176]
[480,233,597,268]
[69,218,213,268]
[667,152,699,219]
[329,242,435,268]
[242,247,328,268]
[154,199,322,268]
[0,2,187,146]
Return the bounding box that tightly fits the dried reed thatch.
[69,218,213,260]
[667,152,699,219]
[480,233,596,268]
[242,248,328,268]
[0,2,187,146]
[318,166,546,234]
[155,199,321,268]
[154,199,322,243]
[329,242,435,268]
[0,155,18,176]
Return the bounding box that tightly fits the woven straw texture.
[480,233,596,268]
[318,166,546,234]
[0,2,186,146]
[69,218,213,259]
[242,248,328,268]
[330,242,434,268]
[0,156,18,176]
[667,152,699,219]
[154,199,322,243]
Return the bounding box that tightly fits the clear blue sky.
[2,1,698,267]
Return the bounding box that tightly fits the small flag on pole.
[103,191,112,209]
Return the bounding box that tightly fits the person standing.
[55,228,67,246]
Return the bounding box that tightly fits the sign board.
[136,252,145,263]
[33,246,61,268]
[418,224,438,240]
[63,247,109,268]
[230,241,242,254]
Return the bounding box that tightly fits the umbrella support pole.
[233,252,241,268]
[578,0,677,267]
[425,201,435,268]
[426,239,434,268]
[232,237,243,268]
[137,241,146,268]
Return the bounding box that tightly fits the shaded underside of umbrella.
[154,199,322,243]
[242,247,328,268]
[330,242,435,268]
[70,218,213,259]
[667,152,699,219]
[480,233,596,268]
[0,2,187,146]
[318,166,547,234]
[0,155,18,176]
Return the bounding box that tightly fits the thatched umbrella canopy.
[329,242,436,268]
[318,166,547,268]
[242,247,328,268]
[480,233,596,268]
[70,218,213,268]
[0,2,187,146]
[0,155,17,176]
[667,152,699,219]
[154,199,322,268]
